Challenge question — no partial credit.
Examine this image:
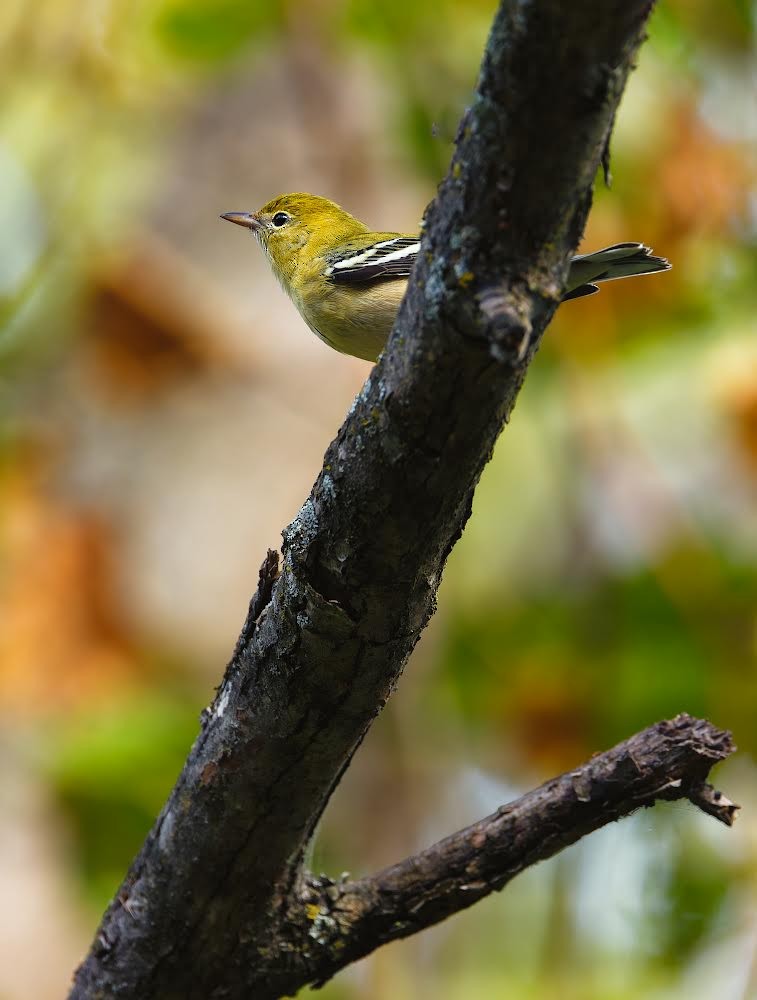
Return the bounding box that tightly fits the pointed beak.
[220,212,262,231]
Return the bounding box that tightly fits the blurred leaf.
[47,693,201,907]
[400,98,457,180]
[662,829,735,959]
[656,0,755,56]
[435,555,755,772]
[155,0,279,64]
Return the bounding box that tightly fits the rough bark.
[66,3,705,999]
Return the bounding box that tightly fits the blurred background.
[1,1,756,997]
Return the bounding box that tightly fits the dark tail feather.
[563,243,671,302]
[562,283,599,301]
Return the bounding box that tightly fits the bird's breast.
[297,277,409,363]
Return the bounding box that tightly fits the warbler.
[222,193,670,363]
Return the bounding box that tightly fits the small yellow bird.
[222,193,670,363]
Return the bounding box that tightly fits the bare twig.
[293,715,737,989]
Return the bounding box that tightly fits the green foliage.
[654,0,755,58]
[663,831,734,959]
[154,0,281,64]
[46,693,202,907]
[437,550,757,764]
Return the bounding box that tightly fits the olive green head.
[221,193,368,279]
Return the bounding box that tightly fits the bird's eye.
[272,212,290,228]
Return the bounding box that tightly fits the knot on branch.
[477,284,534,363]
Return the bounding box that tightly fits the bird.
[221,193,670,363]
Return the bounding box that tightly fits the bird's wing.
[325,236,420,284]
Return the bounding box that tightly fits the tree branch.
[291,714,737,989]
[70,3,669,999]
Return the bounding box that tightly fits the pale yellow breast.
[297,279,409,362]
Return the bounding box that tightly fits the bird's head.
[221,193,368,280]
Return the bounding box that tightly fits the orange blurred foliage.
[0,448,138,715]
[658,102,752,237]
[84,231,250,399]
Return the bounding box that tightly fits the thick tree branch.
[293,714,737,989]
[70,3,666,999]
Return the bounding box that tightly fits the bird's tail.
[564,243,671,301]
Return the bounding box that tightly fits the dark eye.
[272,212,290,228]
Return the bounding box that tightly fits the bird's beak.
[220,212,262,231]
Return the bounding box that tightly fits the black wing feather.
[326,237,419,285]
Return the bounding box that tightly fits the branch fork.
[68,4,740,999]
